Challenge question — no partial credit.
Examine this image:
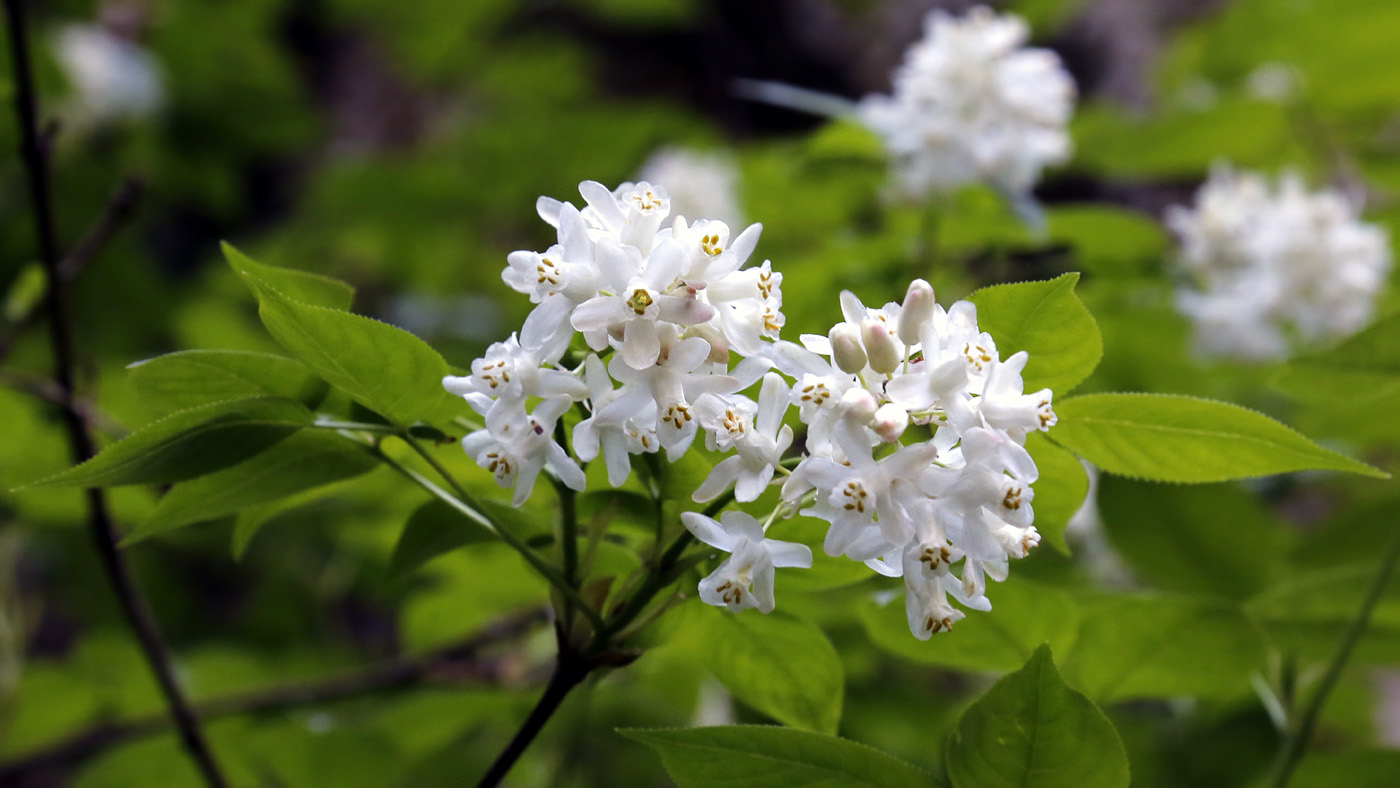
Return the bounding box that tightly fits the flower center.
[963,342,993,371]
[627,288,655,316]
[701,232,723,256]
[841,480,871,513]
[662,403,693,430]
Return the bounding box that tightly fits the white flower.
[682,511,812,613]
[572,355,659,486]
[442,334,587,416]
[460,396,585,506]
[603,331,739,458]
[570,237,714,369]
[858,6,1075,199]
[638,147,744,227]
[1168,164,1392,360]
[693,373,794,502]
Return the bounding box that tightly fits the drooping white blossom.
[1168,165,1392,360]
[858,6,1075,199]
[681,512,812,613]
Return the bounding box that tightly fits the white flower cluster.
[52,24,164,127]
[858,6,1075,199]
[446,181,1057,638]
[1169,165,1393,360]
[446,180,780,506]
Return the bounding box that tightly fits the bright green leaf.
[223,241,355,310]
[699,609,844,734]
[969,273,1103,396]
[859,578,1079,674]
[619,726,936,788]
[239,269,460,426]
[127,431,380,544]
[1060,594,1265,703]
[3,262,46,322]
[1025,432,1088,555]
[23,397,312,489]
[127,349,329,411]
[1048,393,1386,482]
[946,645,1130,788]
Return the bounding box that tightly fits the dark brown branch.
[0,611,545,784]
[2,3,229,787]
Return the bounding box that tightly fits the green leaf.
[24,397,312,489]
[969,273,1103,396]
[388,499,498,582]
[860,578,1079,674]
[126,431,380,544]
[1048,393,1386,482]
[946,645,1130,788]
[1247,563,1400,663]
[1098,477,1288,599]
[238,267,460,426]
[127,349,330,411]
[619,726,936,788]
[699,609,844,734]
[1274,312,1400,442]
[1282,751,1400,788]
[3,262,46,322]
[1060,594,1265,703]
[1025,433,1088,556]
[223,241,355,310]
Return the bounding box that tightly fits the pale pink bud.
[861,319,901,374]
[829,323,867,374]
[898,279,935,345]
[872,403,909,443]
[840,387,878,424]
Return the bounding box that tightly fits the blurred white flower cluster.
[858,6,1075,200]
[446,180,1057,637]
[52,24,164,127]
[1169,165,1392,360]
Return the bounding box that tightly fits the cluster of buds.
[447,180,1057,638]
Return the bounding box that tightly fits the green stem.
[552,420,580,591]
[1267,526,1400,788]
[371,445,606,632]
[310,418,399,433]
[588,490,739,652]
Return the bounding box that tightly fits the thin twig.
[0,369,127,438]
[1267,528,1400,788]
[3,3,230,787]
[0,176,145,365]
[57,177,145,282]
[0,610,545,784]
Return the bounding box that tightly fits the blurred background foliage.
[3,0,1400,786]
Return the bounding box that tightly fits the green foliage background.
[3,0,1400,786]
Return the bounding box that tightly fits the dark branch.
[58,177,146,282]
[3,3,229,787]
[0,611,545,784]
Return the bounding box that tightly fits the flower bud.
[872,403,909,443]
[898,279,935,345]
[861,319,901,374]
[840,387,878,424]
[829,323,868,374]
